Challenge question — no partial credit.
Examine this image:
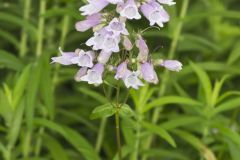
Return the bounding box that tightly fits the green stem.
[115,108,122,160]
[115,84,122,160]
[36,0,46,57]
[20,0,31,57]
[141,1,189,159]
[95,118,107,153]
[131,114,142,160]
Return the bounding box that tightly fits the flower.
[136,35,149,63]
[97,50,112,64]
[158,0,176,6]
[123,70,144,89]
[79,0,109,16]
[123,36,133,51]
[141,0,169,27]
[75,67,88,82]
[107,0,123,4]
[114,61,128,80]
[160,60,182,72]
[118,0,141,20]
[71,50,95,68]
[140,62,158,84]
[86,28,120,53]
[75,13,102,32]
[80,63,105,85]
[51,48,78,65]
[106,18,129,35]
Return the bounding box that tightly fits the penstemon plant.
[51,0,182,159]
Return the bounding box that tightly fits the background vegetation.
[0,0,240,159]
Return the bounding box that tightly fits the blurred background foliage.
[0,0,240,160]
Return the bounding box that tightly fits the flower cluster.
[51,0,182,89]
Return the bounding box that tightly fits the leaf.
[161,116,203,130]
[0,50,24,71]
[12,65,31,109]
[43,134,69,160]
[213,97,240,115]
[90,103,115,120]
[142,148,190,160]
[190,62,212,105]
[34,118,100,160]
[26,61,42,130]
[143,96,202,112]
[214,124,240,147]
[119,104,134,117]
[142,121,176,147]
[227,41,240,65]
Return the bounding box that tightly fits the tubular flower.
[123,70,144,89]
[160,60,183,72]
[141,0,169,27]
[80,63,105,85]
[75,67,88,82]
[118,0,141,20]
[114,61,128,80]
[140,62,159,84]
[71,50,95,68]
[136,35,149,63]
[158,0,176,6]
[79,0,109,16]
[123,36,133,51]
[51,48,78,65]
[75,13,102,32]
[106,18,129,35]
[97,50,112,64]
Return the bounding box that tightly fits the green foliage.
[0,0,240,160]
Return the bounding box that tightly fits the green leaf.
[214,124,240,147]
[0,50,24,71]
[34,118,100,160]
[43,134,69,160]
[161,116,203,130]
[227,41,240,65]
[13,65,31,109]
[26,61,42,130]
[119,104,134,117]
[190,62,212,105]
[142,121,176,147]
[143,96,202,112]
[213,97,240,115]
[90,103,115,120]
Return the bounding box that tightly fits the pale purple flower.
[158,0,176,6]
[107,0,123,4]
[51,48,78,65]
[86,28,120,53]
[71,50,95,68]
[118,0,141,20]
[123,70,144,89]
[79,0,109,16]
[136,35,149,63]
[75,13,102,32]
[106,18,129,35]
[114,61,128,80]
[141,1,169,27]
[86,28,109,50]
[81,63,104,85]
[123,36,133,51]
[75,67,88,82]
[140,62,158,84]
[97,50,112,64]
[160,60,182,72]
